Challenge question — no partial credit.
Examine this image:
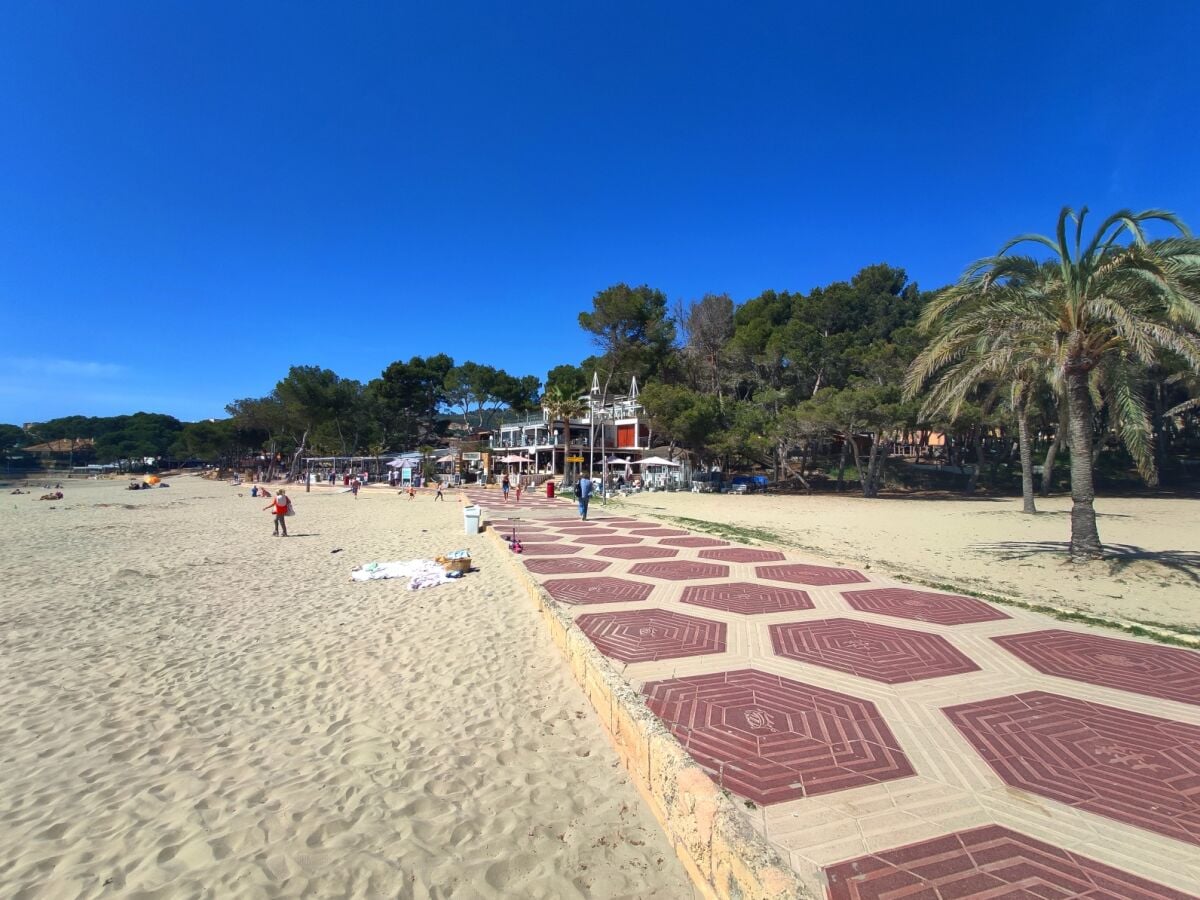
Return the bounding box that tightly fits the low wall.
[484,524,812,900]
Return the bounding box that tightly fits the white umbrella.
[436,453,456,463]
[497,454,530,464]
[636,456,681,467]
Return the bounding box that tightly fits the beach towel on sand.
[350,559,450,590]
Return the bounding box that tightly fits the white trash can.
[463,505,482,535]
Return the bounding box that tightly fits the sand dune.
[0,477,693,899]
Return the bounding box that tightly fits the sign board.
[566,455,585,462]
[462,452,481,461]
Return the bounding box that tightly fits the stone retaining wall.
[485,525,812,900]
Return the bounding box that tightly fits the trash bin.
[463,505,481,535]
[545,481,555,499]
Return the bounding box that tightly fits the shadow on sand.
[970,540,1200,584]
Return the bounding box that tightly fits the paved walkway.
[466,489,1200,899]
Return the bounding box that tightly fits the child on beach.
[264,488,291,536]
[408,485,416,500]
[434,483,444,501]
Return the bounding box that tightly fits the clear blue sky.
[3,1,1198,424]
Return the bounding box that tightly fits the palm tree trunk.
[1066,370,1103,558]
[1017,403,1037,514]
[965,426,982,494]
[1040,435,1059,495]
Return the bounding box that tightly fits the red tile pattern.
[842,587,1009,625]
[543,576,654,606]
[625,527,690,537]
[945,691,1200,846]
[516,543,582,556]
[659,536,731,548]
[756,563,869,586]
[523,557,611,575]
[577,610,726,663]
[571,535,644,545]
[489,520,552,532]
[629,560,731,581]
[771,619,979,683]
[824,824,1193,900]
[681,582,814,616]
[643,670,914,805]
[699,548,787,563]
[596,546,680,560]
[994,629,1200,706]
[554,526,617,535]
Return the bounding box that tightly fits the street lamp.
[588,373,600,478]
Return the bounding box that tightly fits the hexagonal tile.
[681,582,814,615]
[543,576,654,605]
[629,560,730,581]
[572,535,644,546]
[757,563,868,586]
[516,543,582,556]
[842,587,1009,625]
[658,536,730,548]
[625,527,690,537]
[490,520,552,533]
[699,548,787,563]
[945,691,1200,846]
[771,618,979,683]
[994,629,1200,706]
[596,546,679,560]
[643,669,914,805]
[576,609,726,663]
[825,825,1191,900]
[554,526,617,535]
[523,557,611,575]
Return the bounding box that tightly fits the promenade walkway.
[466,488,1200,899]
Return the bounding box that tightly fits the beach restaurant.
[488,375,652,481]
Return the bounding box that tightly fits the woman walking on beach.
[501,473,511,502]
[264,488,291,537]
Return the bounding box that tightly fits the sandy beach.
[610,490,1200,632]
[0,476,693,899]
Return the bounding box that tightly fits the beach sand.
[612,489,1200,631]
[0,477,693,898]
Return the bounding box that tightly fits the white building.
[488,375,649,479]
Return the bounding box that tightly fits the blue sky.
[2,1,1198,423]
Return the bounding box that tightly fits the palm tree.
[541,384,585,481]
[908,263,1061,514]
[913,207,1200,558]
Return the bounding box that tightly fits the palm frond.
[1104,361,1157,485]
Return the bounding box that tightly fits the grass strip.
[633,508,1200,649]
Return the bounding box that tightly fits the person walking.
[351,478,360,499]
[434,482,445,501]
[501,473,511,502]
[264,488,291,537]
[576,475,594,521]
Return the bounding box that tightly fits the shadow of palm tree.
[970,541,1200,584]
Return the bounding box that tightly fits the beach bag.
[286,498,296,516]
[573,483,582,499]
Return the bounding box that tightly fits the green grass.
[628,507,1200,649]
[654,515,786,547]
[913,579,1200,647]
